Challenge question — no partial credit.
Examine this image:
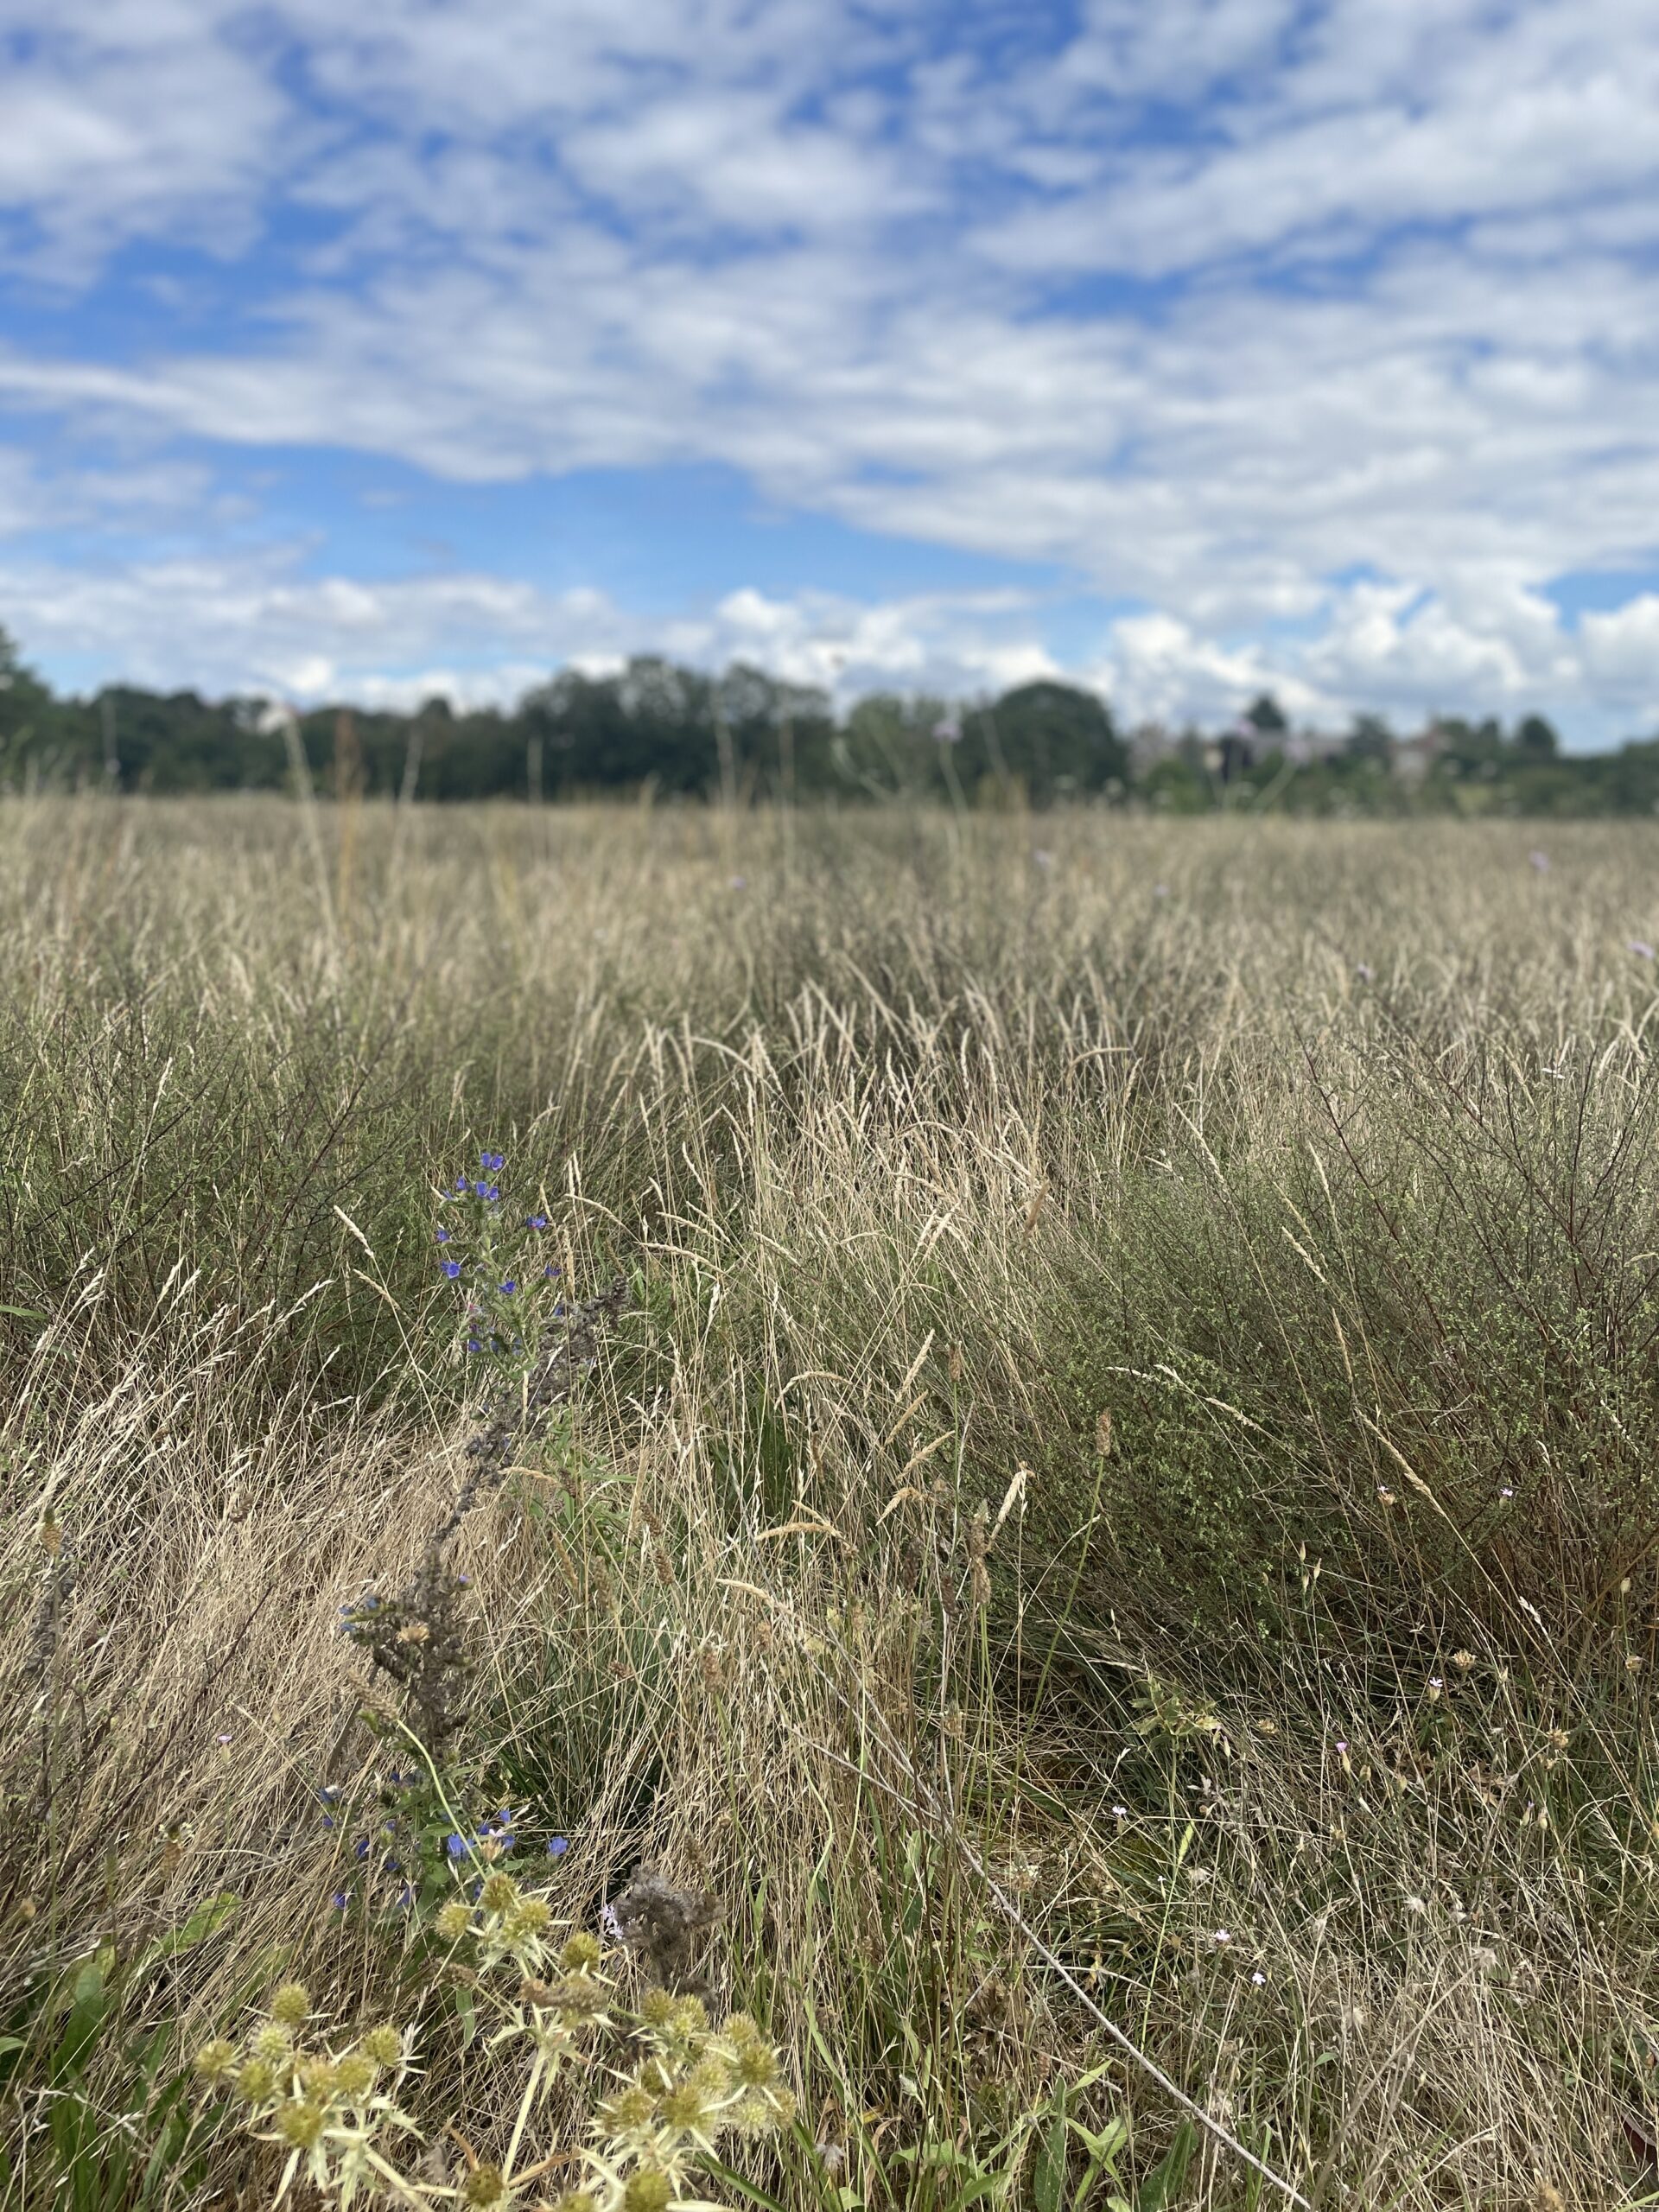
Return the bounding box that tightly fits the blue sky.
[2,0,1658,742]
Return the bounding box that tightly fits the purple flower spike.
[442,1259,461,1279]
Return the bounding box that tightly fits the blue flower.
[474,1180,492,1198]
[332,1891,350,1910]
[436,1228,451,1243]
[354,1837,371,1859]
[499,1279,517,1296]
[445,1834,468,1859]
[467,1336,482,1352]
[480,1150,505,1172]
[442,1259,461,1280]
[383,1853,402,1873]
[527,1214,548,1230]
[486,1185,500,1202]
[547,1836,569,1859]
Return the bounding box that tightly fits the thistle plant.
[196,1869,794,2211]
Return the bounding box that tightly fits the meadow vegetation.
[3,795,1659,2209]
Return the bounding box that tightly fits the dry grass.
[3,797,1659,2210]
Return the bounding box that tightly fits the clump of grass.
[5,800,1659,2208]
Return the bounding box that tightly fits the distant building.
[1393,720,1449,784]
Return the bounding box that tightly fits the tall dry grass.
[3,797,1659,2209]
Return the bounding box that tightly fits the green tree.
[981,681,1128,804]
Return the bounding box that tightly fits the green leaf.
[1138,2123,1197,2212]
[1034,2101,1069,2212]
[703,2158,787,2212]
[132,1891,238,1980]
[0,1304,46,1320]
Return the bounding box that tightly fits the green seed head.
[480,1872,519,1914]
[658,2081,712,2133]
[462,2163,509,2208]
[269,1982,311,2029]
[193,2038,237,2084]
[435,1900,474,1942]
[249,2022,293,2067]
[359,2024,404,2068]
[734,2043,779,2090]
[560,1932,601,1973]
[275,2100,327,2150]
[333,2050,376,2099]
[623,2171,673,2212]
[233,2058,277,2105]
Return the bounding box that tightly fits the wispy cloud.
[0,0,1656,736]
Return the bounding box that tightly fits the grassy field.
[4,795,1659,2211]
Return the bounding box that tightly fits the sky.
[2,1,1658,744]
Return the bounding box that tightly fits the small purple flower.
[467,1337,482,1352]
[547,1836,569,1859]
[442,1259,461,1279]
[1630,940,1656,961]
[332,1891,350,1910]
[527,1214,548,1230]
[486,1185,499,1202]
[474,1180,492,1198]
[454,1175,468,1192]
[499,1279,517,1296]
[436,1228,451,1243]
[354,1837,371,1859]
[445,1834,468,1859]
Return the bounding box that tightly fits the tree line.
[4,623,1659,813]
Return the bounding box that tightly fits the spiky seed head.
[548,2194,597,2212]
[480,1872,519,1914]
[639,1988,677,2030]
[359,2024,404,2068]
[249,2022,294,2067]
[269,1982,311,2028]
[297,2056,338,2100]
[234,2058,277,2104]
[462,2163,509,2208]
[722,2012,760,2046]
[659,2081,713,2133]
[670,1996,707,2039]
[622,2171,672,2212]
[604,2085,657,2133]
[435,1901,474,1942]
[193,2038,238,2083]
[560,1932,601,1972]
[275,2100,327,2150]
[691,2053,734,2098]
[734,2043,779,2090]
[509,1896,552,1936]
[333,2050,376,2099]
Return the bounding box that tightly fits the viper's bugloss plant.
[196,1872,793,2211]
[435,1151,564,1374]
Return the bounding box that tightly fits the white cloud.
[0,1,1656,737]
